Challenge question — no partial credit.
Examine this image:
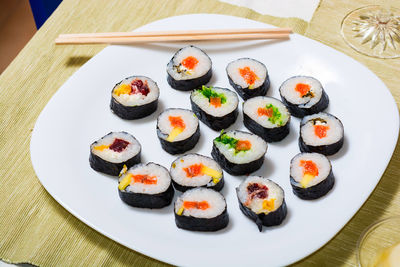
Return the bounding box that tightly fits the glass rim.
[356,215,400,267]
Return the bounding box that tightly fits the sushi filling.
[158,109,198,142]
[214,131,267,164]
[118,163,171,194]
[244,97,290,128]
[91,132,140,163]
[237,177,284,215]
[280,76,323,108]
[112,76,159,106]
[227,58,267,89]
[171,154,222,187]
[175,188,226,218]
[290,153,331,188]
[192,85,235,111]
[301,113,343,146]
[167,46,211,81]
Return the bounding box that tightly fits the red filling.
[247,183,268,199]
[131,79,150,96]
[300,160,319,176]
[183,201,209,210]
[109,138,130,152]
[183,164,204,177]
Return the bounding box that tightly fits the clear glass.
[357,216,400,267]
[341,5,400,58]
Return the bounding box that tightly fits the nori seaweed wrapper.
[157,124,200,155]
[243,112,290,142]
[237,190,287,232]
[174,206,229,231]
[110,97,158,120]
[119,183,174,209]
[280,82,329,118]
[167,68,212,91]
[172,176,224,192]
[190,89,238,131]
[228,75,270,100]
[211,142,264,176]
[290,169,335,200]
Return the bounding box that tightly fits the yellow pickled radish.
[300,173,315,188]
[177,207,184,216]
[166,127,184,142]
[114,84,131,96]
[118,174,132,190]
[262,198,275,211]
[201,166,222,179]
[94,145,109,151]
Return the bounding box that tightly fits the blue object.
[29,0,63,29]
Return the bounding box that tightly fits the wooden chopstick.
[58,28,292,38]
[55,28,292,45]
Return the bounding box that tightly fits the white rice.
[91,132,140,163]
[279,76,323,108]
[214,130,267,164]
[243,96,290,128]
[174,188,226,218]
[237,176,284,214]
[170,154,222,187]
[301,112,344,146]
[157,108,199,142]
[119,163,171,194]
[167,46,211,81]
[191,87,238,117]
[112,76,159,106]
[290,153,331,187]
[226,58,267,89]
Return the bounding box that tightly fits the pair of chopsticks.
[55,28,292,45]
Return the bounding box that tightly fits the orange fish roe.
[314,125,330,139]
[300,160,319,177]
[181,56,199,70]
[295,83,311,97]
[183,164,204,177]
[210,97,222,107]
[239,66,258,85]
[236,140,251,151]
[131,174,158,185]
[257,107,273,117]
[183,201,210,210]
[169,116,186,129]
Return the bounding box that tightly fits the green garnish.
[265,104,284,125]
[214,131,250,154]
[199,85,227,104]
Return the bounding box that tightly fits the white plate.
[31,14,399,266]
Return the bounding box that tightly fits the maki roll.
[226,58,270,100]
[118,162,174,208]
[279,76,329,118]
[110,76,159,119]
[299,112,344,156]
[174,188,229,231]
[211,130,267,176]
[157,108,200,154]
[89,132,141,176]
[190,85,239,131]
[236,176,287,232]
[170,153,224,192]
[167,46,212,91]
[243,96,291,142]
[290,152,334,199]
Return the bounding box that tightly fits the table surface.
[0,0,399,266]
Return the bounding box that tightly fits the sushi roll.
[170,153,224,192]
[211,130,268,176]
[290,152,334,199]
[174,188,229,231]
[226,58,270,100]
[118,162,174,208]
[157,108,200,154]
[167,46,212,91]
[243,96,291,142]
[110,76,159,120]
[89,132,141,176]
[236,176,287,232]
[190,85,239,131]
[299,112,344,156]
[279,76,329,118]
